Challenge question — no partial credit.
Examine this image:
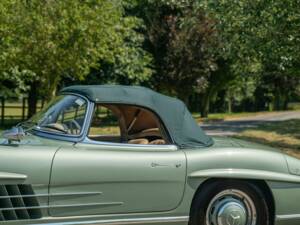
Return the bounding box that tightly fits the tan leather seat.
[149,139,166,145]
[128,128,161,139]
[128,138,149,145]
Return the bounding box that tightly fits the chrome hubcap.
[206,189,257,225]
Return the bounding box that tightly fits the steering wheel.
[69,119,81,135]
[42,123,68,134]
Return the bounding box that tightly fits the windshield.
[26,95,88,135]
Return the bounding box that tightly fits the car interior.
[88,104,170,145]
[36,95,88,135]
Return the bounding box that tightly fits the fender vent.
[0,184,42,221]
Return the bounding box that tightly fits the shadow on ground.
[203,118,300,155]
[254,119,300,139]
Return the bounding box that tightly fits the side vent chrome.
[0,184,42,221]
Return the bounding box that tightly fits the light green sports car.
[0,85,300,225]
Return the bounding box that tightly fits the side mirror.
[2,127,25,144]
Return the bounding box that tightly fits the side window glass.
[88,104,169,145]
[88,105,121,142]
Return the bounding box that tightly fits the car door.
[48,143,186,217]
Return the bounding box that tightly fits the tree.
[253,0,300,110]
[0,0,127,117]
[195,0,263,116]
[198,0,300,115]
[127,0,219,104]
[75,15,153,86]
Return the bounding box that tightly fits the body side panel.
[49,144,187,217]
[2,135,300,225]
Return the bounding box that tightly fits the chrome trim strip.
[0,171,27,180]
[276,214,300,220]
[0,202,123,211]
[36,216,189,225]
[82,137,178,151]
[189,168,300,183]
[0,191,102,199]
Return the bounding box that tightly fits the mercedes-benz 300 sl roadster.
[0,85,300,225]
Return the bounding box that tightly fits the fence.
[0,97,44,126]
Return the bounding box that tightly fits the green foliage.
[112,16,153,83]
[253,0,300,109]
[0,67,35,97]
[0,0,150,97]
[225,76,259,112]
[128,0,219,100]
[83,15,153,85]
[0,0,299,117]
[198,0,300,115]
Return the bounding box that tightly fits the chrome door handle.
[151,163,168,168]
[151,162,182,168]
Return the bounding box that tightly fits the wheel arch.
[189,178,275,225]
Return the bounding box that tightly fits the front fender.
[0,171,27,184]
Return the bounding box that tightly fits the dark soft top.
[61,85,213,148]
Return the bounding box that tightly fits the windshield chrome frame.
[30,93,94,142]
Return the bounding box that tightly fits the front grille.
[0,184,42,221]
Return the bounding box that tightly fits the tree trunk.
[282,92,289,110]
[200,94,210,118]
[27,81,38,119]
[227,98,232,114]
[283,99,289,110]
[274,91,281,111]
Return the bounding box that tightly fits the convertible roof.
[61,85,213,148]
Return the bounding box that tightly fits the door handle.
[151,162,182,168]
[151,162,168,168]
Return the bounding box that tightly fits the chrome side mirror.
[2,127,25,144]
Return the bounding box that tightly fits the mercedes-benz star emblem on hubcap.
[226,211,242,225]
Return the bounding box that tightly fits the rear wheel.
[189,180,270,225]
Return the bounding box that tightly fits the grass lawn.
[289,102,300,110]
[193,110,300,123]
[1,102,44,116]
[89,126,120,135]
[193,111,271,123]
[234,119,300,157]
